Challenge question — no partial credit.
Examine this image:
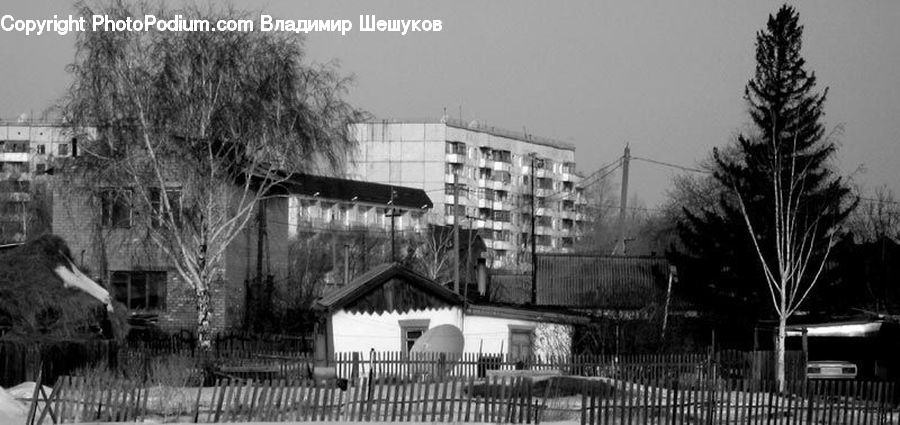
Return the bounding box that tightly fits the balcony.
[536,225,553,235]
[477,157,490,168]
[477,178,490,188]
[492,201,511,211]
[535,168,551,178]
[561,172,575,182]
[535,188,554,198]
[0,152,29,162]
[492,161,511,173]
[491,180,509,191]
[492,240,513,251]
[444,194,465,205]
[444,174,457,184]
[445,153,466,164]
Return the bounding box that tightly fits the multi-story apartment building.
[0,122,78,243]
[348,118,590,269]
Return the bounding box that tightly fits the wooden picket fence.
[580,378,898,425]
[332,351,799,382]
[30,372,900,424]
[32,374,545,423]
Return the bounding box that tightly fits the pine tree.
[673,5,855,360]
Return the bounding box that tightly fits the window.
[445,141,466,155]
[399,319,430,353]
[444,204,464,216]
[150,188,182,228]
[445,183,467,197]
[493,150,511,163]
[36,145,46,155]
[100,189,132,228]
[492,171,511,183]
[111,270,167,310]
[445,163,463,176]
[536,178,553,190]
[58,143,69,156]
[508,326,534,362]
[492,210,510,222]
[35,163,46,173]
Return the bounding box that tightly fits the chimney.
[476,258,488,296]
[71,137,78,157]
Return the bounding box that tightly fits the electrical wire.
[631,156,709,174]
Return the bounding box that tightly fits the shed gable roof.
[316,263,464,312]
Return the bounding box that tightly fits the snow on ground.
[0,386,27,425]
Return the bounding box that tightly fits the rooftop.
[269,173,433,210]
[361,117,576,151]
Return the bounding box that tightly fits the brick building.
[53,173,433,333]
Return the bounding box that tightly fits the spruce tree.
[673,5,855,349]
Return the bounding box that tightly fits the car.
[807,360,857,380]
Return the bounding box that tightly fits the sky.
[1,1,898,208]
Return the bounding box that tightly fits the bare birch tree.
[731,131,840,392]
[62,1,364,348]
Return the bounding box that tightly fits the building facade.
[53,172,434,333]
[0,123,78,243]
[347,118,589,269]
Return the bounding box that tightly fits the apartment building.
[348,118,590,269]
[0,123,78,243]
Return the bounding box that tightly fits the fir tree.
[673,5,855,353]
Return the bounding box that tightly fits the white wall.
[331,306,464,354]
[332,307,573,359]
[463,315,573,359]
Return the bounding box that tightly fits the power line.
[631,156,709,174]
[858,196,900,206]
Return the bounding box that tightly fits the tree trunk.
[775,315,787,392]
[196,285,212,350]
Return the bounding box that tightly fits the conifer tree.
[674,5,855,387]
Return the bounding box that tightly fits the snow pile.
[7,381,53,401]
[0,385,27,424]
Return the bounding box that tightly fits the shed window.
[399,319,430,353]
[508,325,534,362]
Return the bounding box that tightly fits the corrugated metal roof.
[466,304,589,325]
[536,255,674,308]
[490,255,688,310]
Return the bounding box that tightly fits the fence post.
[351,352,360,381]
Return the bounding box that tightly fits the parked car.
[807,360,857,380]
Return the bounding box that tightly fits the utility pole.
[615,145,631,255]
[453,174,461,293]
[530,153,537,305]
[343,244,350,285]
[389,188,397,262]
